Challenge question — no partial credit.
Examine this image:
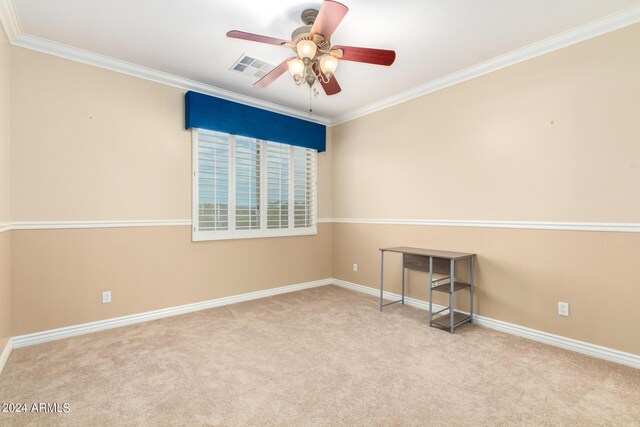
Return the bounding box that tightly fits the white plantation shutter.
[293,146,315,228]
[195,130,229,232]
[234,136,261,230]
[266,142,290,230]
[192,129,316,241]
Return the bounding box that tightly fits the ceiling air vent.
[230,54,275,78]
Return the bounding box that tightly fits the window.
[192,129,317,241]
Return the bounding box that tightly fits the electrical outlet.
[352,263,358,272]
[558,302,569,317]
[102,291,111,304]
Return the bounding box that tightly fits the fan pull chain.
[308,85,320,114]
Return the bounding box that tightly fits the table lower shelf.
[431,281,470,293]
[431,311,471,329]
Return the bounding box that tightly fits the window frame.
[192,128,317,242]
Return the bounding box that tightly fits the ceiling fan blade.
[226,30,289,46]
[312,63,341,95]
[332,45,396,66]
[254,57,295,89]
[310,1,348,39]
[319,75,342,96]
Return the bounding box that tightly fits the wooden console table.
[379,247,476,334]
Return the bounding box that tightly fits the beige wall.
[12,224,331,335]
[0,27,9,223]
[0,25,11,351]
[332,223,640,355]
[10,47,332,221]
[332,24,640,223]
[9,47,333,335]
[9,47,190,221]
[318,128,332,219]
[6,20,640,359]
[331,24,640,354]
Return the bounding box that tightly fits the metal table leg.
[379,250,384,311]
[428,256,433,326]
[401,253,405,305]
[470,256,474,323]
[450,259,455,334]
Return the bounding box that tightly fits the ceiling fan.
[226,0,396,96]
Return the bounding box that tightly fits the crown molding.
[7,31,331,126]
[331,4,640,126]
[0,0,20,42]
[2,0,640,127]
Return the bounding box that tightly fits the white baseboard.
[0,338,11,376]
[11,278,331,348]
[331,278,640,370]
[331,278,444,312]
[9,277,639,370]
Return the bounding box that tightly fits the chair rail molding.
[9,220,192,231]
[329,218,640,233]
[4,218,640,232]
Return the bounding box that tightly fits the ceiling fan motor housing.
[301,9,318,25]
[291,9,330,52]
[292,9,318,41]
[291,25,313,42]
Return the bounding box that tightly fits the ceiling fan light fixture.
[305,73,316,87]
[287,58,305,80]
[296,39,317,60]
[319,54,338,77]
[226,0,394,96]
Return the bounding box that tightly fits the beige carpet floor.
[1,285,639,426]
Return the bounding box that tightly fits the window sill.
[192,226,318,242]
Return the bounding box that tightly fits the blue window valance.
[185,91,326,152]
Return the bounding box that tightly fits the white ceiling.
[8,0,640,123]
